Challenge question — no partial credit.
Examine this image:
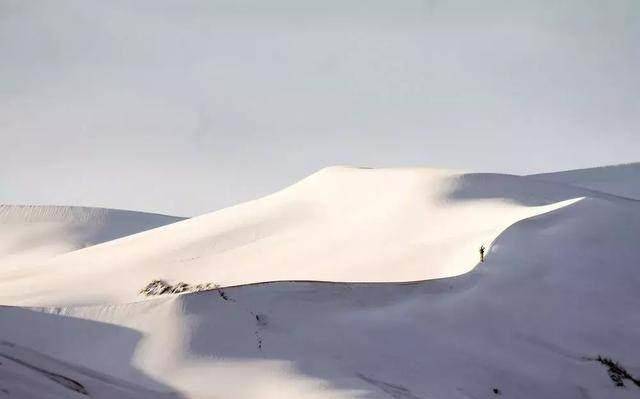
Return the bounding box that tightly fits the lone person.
[479,245,486,263]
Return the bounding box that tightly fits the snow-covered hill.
[0,167,583,306]
[0,166,638,399]
[0,205,183,269]
[530,162,640,200]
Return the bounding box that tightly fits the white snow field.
[0,205,184,270]
[0,165,639,398]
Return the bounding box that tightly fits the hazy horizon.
[2,1,638,216]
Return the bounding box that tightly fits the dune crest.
[1,167,584,306]
[1,165,639,399]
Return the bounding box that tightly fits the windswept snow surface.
[0,205,184,269]
[0,167,581,305]
[530,162,640,200]
[0,340,179,399]
[0,166,639,399]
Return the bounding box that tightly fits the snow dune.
[0,205,183,270]
[0,167,581,306]
[0,165,638,399]
[530,162,640,200]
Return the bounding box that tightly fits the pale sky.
[1,0,638,216]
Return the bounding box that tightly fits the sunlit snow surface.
[0,166,638,398]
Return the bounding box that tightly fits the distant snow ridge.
[0,204,184,266]
[0,204,178,224]
[530,162,640,200]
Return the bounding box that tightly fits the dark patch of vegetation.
[193,283,214,292]
[588,355,640,388]
[140,280,217,296]
[169,282,190,294]
[139,280,171,296]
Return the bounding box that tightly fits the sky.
[1,0,639,216]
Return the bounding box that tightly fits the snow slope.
[530,162,640,200]
[0,340,178,399]
[1,193,639,398]
[0,167,582,306]
[0,166,639,399]
[0,205,183,269]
